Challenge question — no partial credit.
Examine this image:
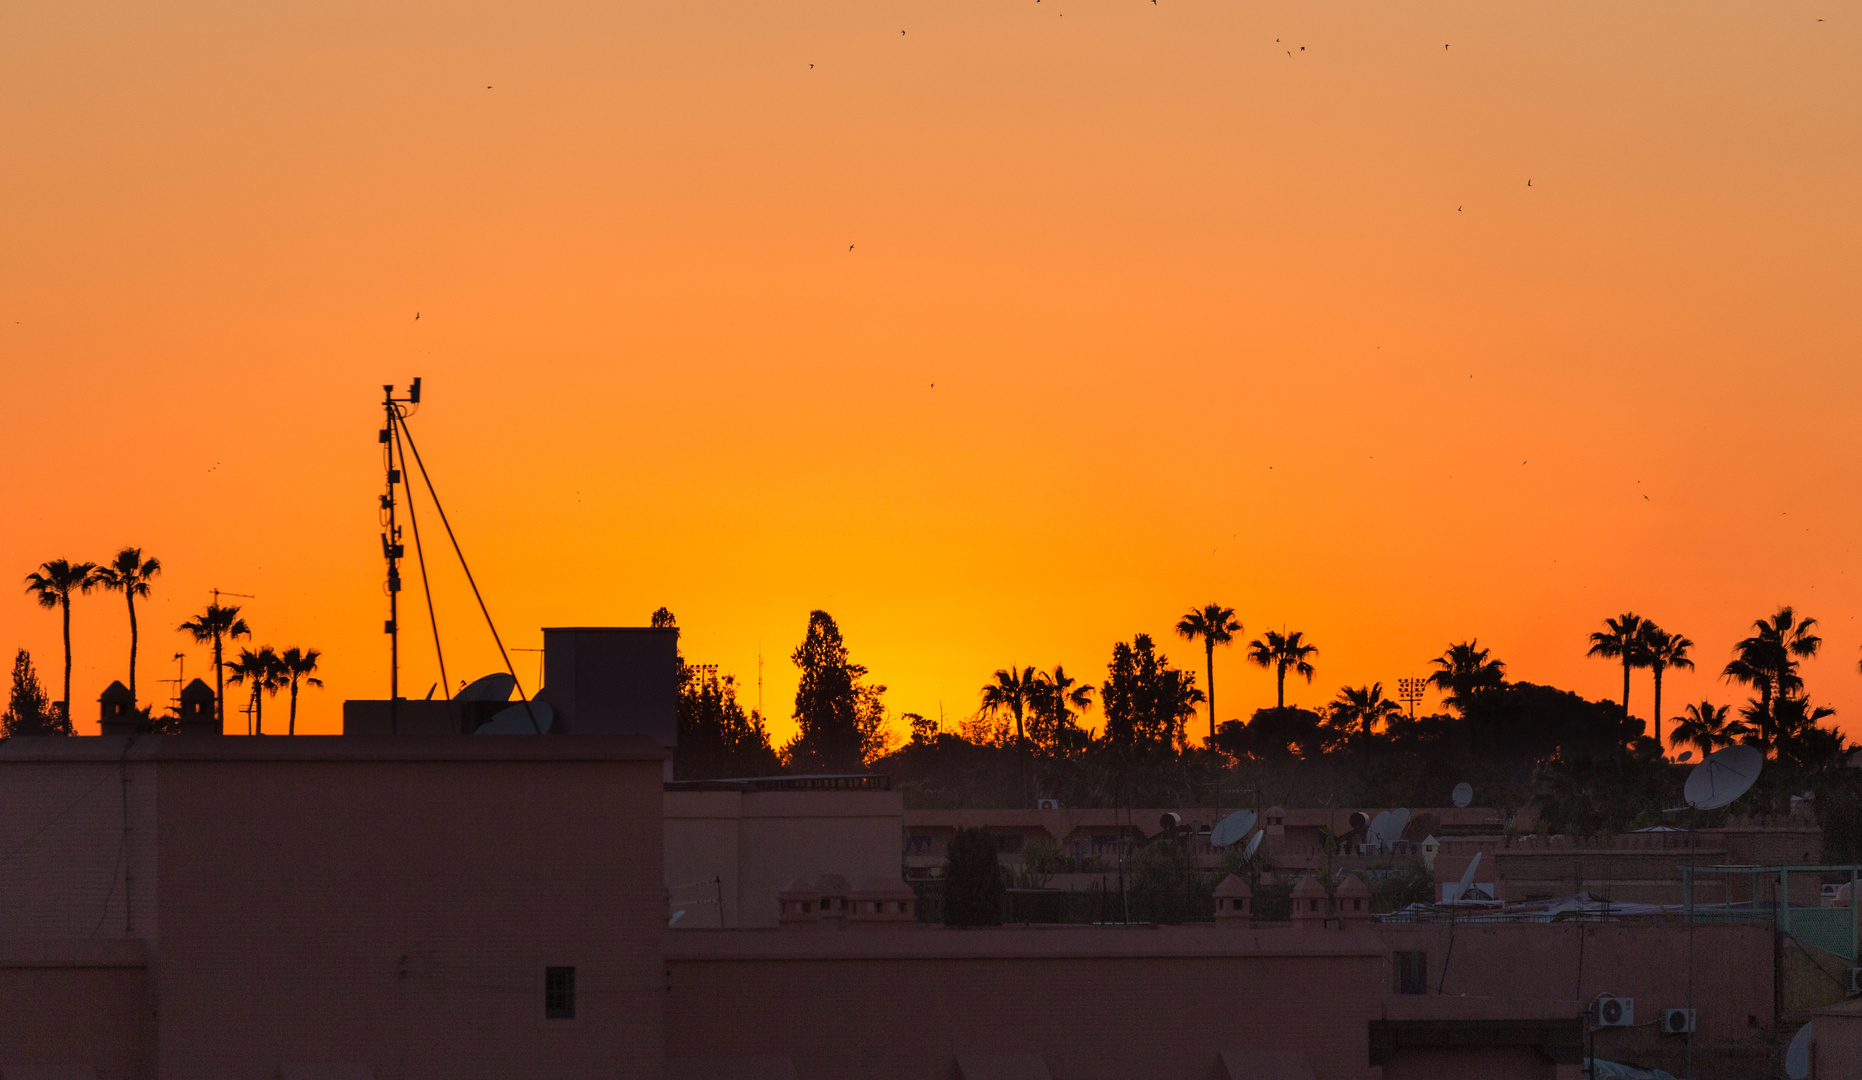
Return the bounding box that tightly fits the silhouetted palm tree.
[1638,624,1693,749]
[1670,700,1743,758]
[179,604,251,729]
[1586,612,1646,717]
[93,548,161,707]
[1426,640,1506,711]
[980,666,1039,753]
[24,560,100,731]
[278,647,323,736]
[1030,665,1094,754]
[1175,603,1241,743]
[1246,630,1318,709]
[1723,606,1820,745]
[226,647,285,735]
[1331,683,1401,738]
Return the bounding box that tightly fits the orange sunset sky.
[3,0,1859,744]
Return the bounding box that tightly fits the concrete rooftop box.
[545,627,678,744]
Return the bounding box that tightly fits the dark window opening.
[995,834,1023,854]
[1394,951,1427,995]
[545,966,576,1019]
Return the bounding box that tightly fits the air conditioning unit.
[1596,996,1635,1027]
[1662,1009,1696,1035]
[1036,799,1060,810]
[1849,967,1862,994]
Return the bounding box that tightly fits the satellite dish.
[475,700,554,734]
[1243,831,1264,860]
[1366,811,1391,847]
[1210,809,1258,848]
[1676,750,1694,763]
[1348,810,1370,833]
[1452,852,1481,902]
[459,672,516,702]
[1784,1021,1813,1079]
[1451,783,1473,809]
[1381,808,1412,847]
[1684,745,1763,810]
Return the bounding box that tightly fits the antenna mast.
[379,378,421,733]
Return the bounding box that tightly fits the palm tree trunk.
[1621,657,1632,717]
[253,685,262,736]
[1205,640,1216,742]
[213,634,225,728]
[1652,665,1663,749]
[1276,664,1287,709]
[290,678,298,736]
[60,595,72,731]
[126,590,139,706]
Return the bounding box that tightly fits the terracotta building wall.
[1378,922,1772,1067]
[0,940,147,1079]
[150,748,666,1080]
[666,929,1385,1080]
[667,790,903,928]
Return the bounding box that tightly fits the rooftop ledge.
[0,733,668,763]
[666,925,1386,961]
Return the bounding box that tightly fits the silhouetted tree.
[1670,700,1743,758]
[943,826,1004,926]
[179,603,251,729]
[1100,635,1203,752]
[1638,624,1692,749]
[2,649,67,737]
[278,647,322,736]
[650,606,677,629]
[1246,629,1317,709]
[24,559,99,733]
[785,610,871,773]
[1176,603,1241,742]
[677,667,783,778]
[1586,612,1647,717]
[1029,665,1094,755]
[980,666,1039,758]
[905,711,936,746]
[1427,640,1506,711]
[93,547,161,707]
[226,646,285,735]
[1331,683,1401,739]
[1724,606,1820,747]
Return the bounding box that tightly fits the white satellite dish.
[459,672,516,702]
[1452,852,1481,902]
[1676,750,1694,763]
[1210,809,1258,848]
[1451,783,1473,809]
[1366,811,1391,847]
[1784,1021,1813,1079]
[1684,745,1763,810]
[475,699,553,734]
[1383,808,1412,846]
[1243,831,1264,860]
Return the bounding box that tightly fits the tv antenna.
[1451,782,1473,809]
[1396,676,1427,718]
[379,378,422,732]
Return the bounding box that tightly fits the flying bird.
[1458,206,1463,211]
[1527,180,1532,186]
[415,312,420,320]
[849,244,854,250]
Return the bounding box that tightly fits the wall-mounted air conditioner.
[1595,997,1634,1028]
[1661,1008,1695,1035]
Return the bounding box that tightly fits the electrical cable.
[394,417,540,733]
[391,410,450,701]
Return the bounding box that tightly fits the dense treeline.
[673,602,1862,852]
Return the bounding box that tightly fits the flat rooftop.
[0,733,668,763]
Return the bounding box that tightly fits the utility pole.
[379,379,420,733]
